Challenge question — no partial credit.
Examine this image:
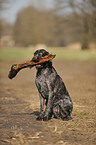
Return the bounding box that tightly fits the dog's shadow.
[13,111,40,117]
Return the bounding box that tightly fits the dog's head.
[32,49,52,69]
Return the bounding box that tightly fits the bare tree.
[0,0,12,39]
[54,0,96,49]
[0,0,13,12]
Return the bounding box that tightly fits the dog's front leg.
[43,93,53,121]
[36,94,44,120]
[43,82,53,121]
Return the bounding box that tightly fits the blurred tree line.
[54,0,96,49]
[0,0,13,40]
[0,0,96,49]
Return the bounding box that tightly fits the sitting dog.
[32,49,73,121]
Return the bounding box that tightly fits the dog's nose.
[32,56,39,62]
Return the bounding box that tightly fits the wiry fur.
[32,49,73,121]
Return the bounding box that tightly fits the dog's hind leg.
[58,99,73,120]
[53,105,61,119]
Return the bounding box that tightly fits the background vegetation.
[0,0,96,49]
[0,47,96,61]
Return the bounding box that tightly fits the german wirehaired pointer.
[32,49,73,121]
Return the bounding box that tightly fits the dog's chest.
[35,73,49,98]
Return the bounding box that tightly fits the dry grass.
[0,48,96,145]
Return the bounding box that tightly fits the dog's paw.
[43,113,52,121]
[61,115,73,121]
[36,116,43,121]
[36,113,44,121]
[43,115,49,121]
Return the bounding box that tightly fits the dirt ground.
[0,59,96,145]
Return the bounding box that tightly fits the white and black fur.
[32,49,73,121]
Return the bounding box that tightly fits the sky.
[1,0,55,24]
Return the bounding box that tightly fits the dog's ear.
[41,49,49,57]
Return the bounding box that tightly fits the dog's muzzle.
[32,56,40,62]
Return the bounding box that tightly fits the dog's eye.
[39,53,43,55]
[42,52,49,57]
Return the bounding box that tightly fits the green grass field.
[0,47,96,61]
